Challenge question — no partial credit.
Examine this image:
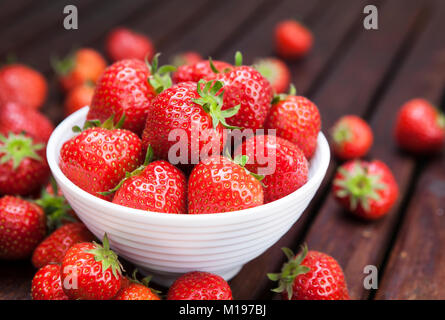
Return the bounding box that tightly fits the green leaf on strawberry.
[0,133,44,170]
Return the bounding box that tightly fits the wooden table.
[1,0,444,300]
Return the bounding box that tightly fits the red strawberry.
[0,101,54,143]
[275,20,313,59]
[31,264,69,300]
[333,160,399,220]
[188,155,264,214]
[106,27,154,62]
[111,148,187,213]
[265,89,321,159]
[142,80,238,166]
[395,98,445,153]
[253,57,291,94]
[268,246,349,300]
[64,82,95,116]
[167,271,232,300]
[208,52,273,130]
[87,57,174,135]
[0,63,47,109]
[331,115,373,160]
[0,196,46,259]
[52,48,106,92]
[61,234,123,300]
[114,271,160,300]
[59,117,144,200]
[173,59,232,84]
[32,222,95,269]
[235,135,308,203]
[171,51,203,67]
[0,132,50,195]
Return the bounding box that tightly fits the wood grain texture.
[303,0,445,300]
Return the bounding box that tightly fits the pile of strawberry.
[0,18,444,301]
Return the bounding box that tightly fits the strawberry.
[268,246,349,300]
[52,48,107,92]
[331,115,373,160]
[31,264,69,300]
[265,87,321,159]
[235,135,308,203]
[0,132,50,195]
[106,27,154,62]
[188,155,264,214]
[167,271,232,300]
[142,80,238,166]
[0,101,54,143]
[207,52,273,130]
[172,58,232,84]
[87,57,174,135]
[32,222,95,269]
[0,196,46,259]
[110,147,187,213]
[333,160,399,220]
[64,81,95,116]
[114,271,160,300]
[395,98,445,153]
[61,234,123,300]
[171,51,203,67]
[59,116,144,200]
[0,63,47,110]
[253,57,290,94]
[275,20,313,59]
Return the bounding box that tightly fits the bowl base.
[138,265,244,287]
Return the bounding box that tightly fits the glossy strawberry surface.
[333,160,399,220]
[395,98,445,153]
[188,155,263,214]
[0,64,47,110]
[275,20,313,59]
[173,60,232,83]
[0,101,54,143]
[106,28,154,62]
[87,59,156,135]
[236,135,308,203]
[61,241,123,300]
[142,82,225,164]
[31,264,69,300]
[265,95,321,159]
[114,282,160,300]
[59,127,143,200]
[167,271,232,300]
[331,115,373,160]
[112,160,187,213]
[0,196,46,259]
[211,65,273,130]
[32,222,95,269]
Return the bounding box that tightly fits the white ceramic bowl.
[47,107,330,286]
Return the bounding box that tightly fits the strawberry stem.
[87,233,123,279]
[146,53,176,94]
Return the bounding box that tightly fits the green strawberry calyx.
[271,84,297,105]
[146,53,176,94]
[234,51,243,67]
[253,58,276,84]
[437,111,445,129]
[225,152,264,183]
[0,133,44,170]
[127,269,162,296]
[332,120,353,146]
[267,245,310,300]
[87,233,123,279]
[51,51,76,76]
[192,79,241,130]
[72,114,126,133]
[98,146,154,196]
[35,178,76,232]
[333,162,386,212]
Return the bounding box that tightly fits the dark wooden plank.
[375,156,445,300]
[0,0,100,57]
[0,0,35,26]
[228,0,373,299]
[0,262,34,300]
[302,0,445,300]
[159,0,273,59]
